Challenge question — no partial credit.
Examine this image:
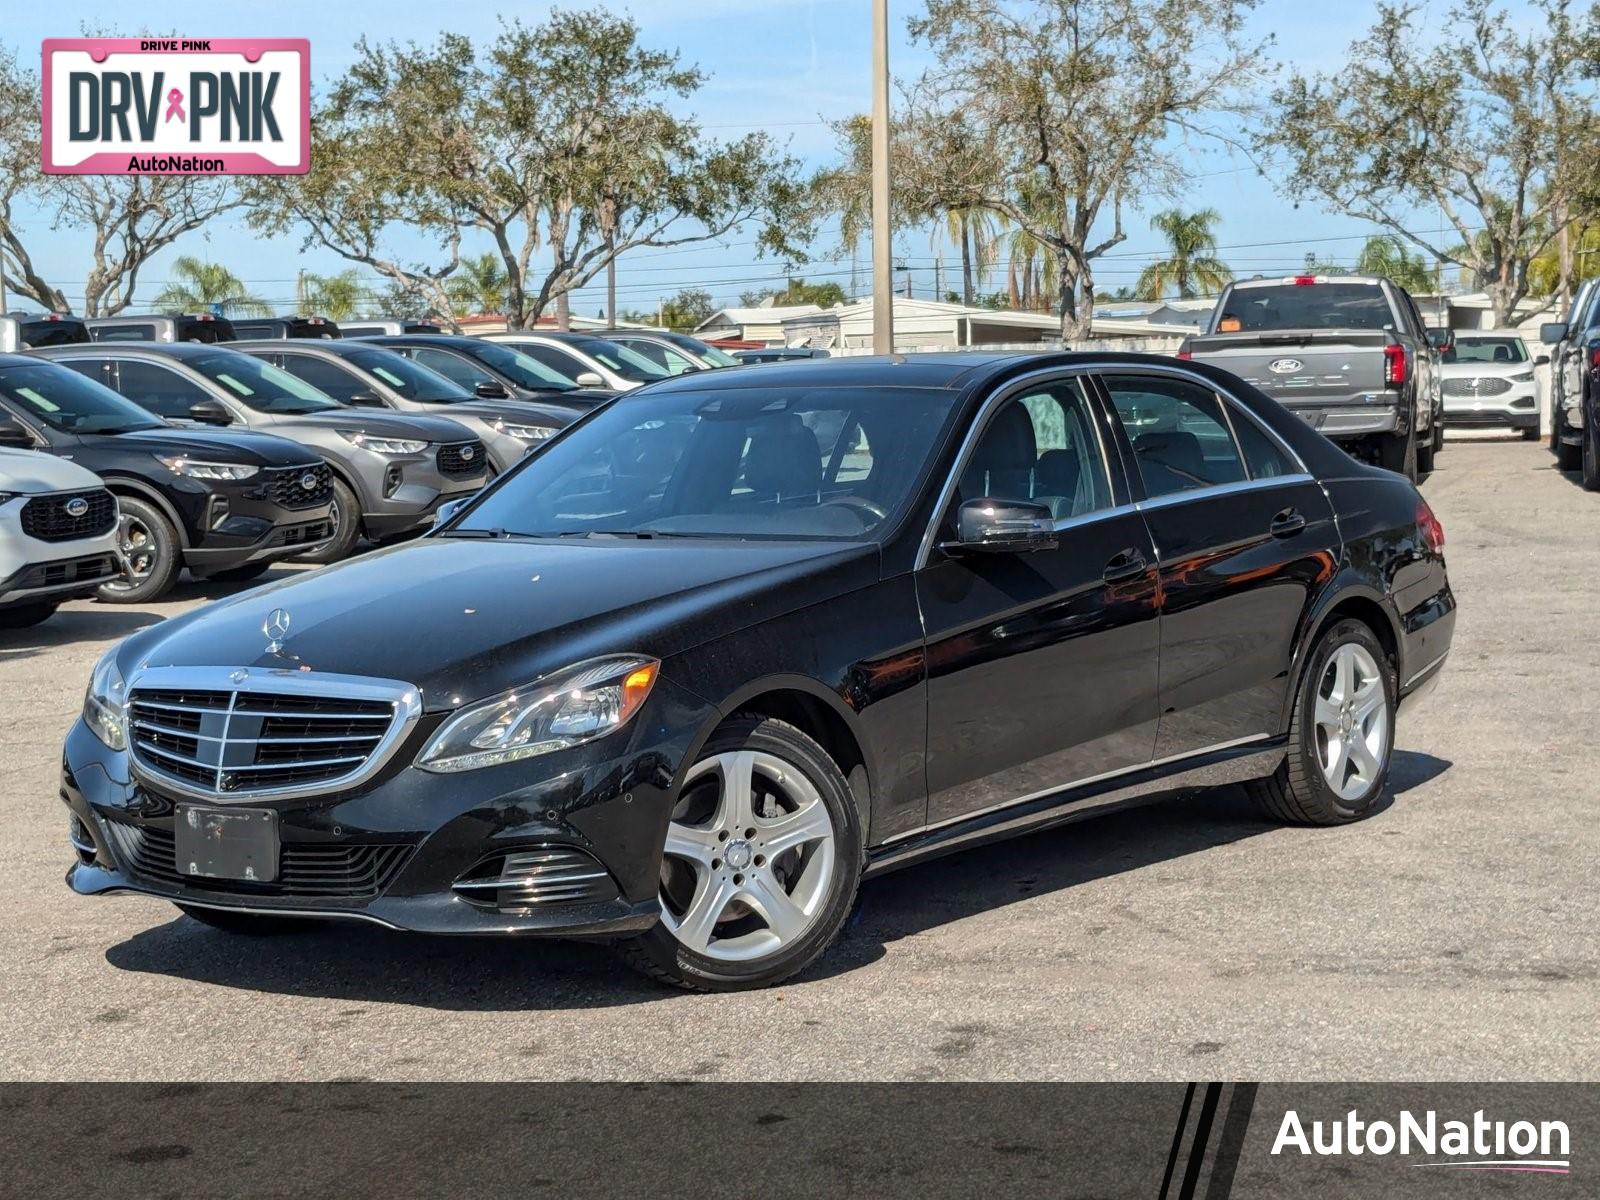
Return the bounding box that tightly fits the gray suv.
[35,343,487,562]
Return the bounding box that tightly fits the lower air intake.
[452,846,619,910]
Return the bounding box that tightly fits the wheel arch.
[99,476,191,548]
[1280,581,1403,733]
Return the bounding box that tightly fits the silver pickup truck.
[1179,274,1446,480]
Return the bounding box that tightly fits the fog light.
[451,846,619,911]
[68,815,96,862]
[209,496,231,530]
[384,464,403,498]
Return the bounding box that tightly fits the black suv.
[0,354,334,602]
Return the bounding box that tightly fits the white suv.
[0,448,123,628]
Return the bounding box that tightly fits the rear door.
[916,370,1162,826]
[1096,368,1341,760]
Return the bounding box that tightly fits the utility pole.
[871,0,893,354]
[606,246,617,330]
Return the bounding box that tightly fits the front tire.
[619,715,863,991]
[295,477,361,564]
[97,497,181,604]
[1248,618,1395,826]
[175,904,319,935]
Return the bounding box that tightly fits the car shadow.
[0,606,165,658]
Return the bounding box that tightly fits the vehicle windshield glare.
[0,361,166,434]
[187,350,344,413]
[1218,283,1395,333]
[568,338,672,382]
[454,385,957,540]
[343,348,474,402]
[473,342,579,391]
[667,335,739,367]
[1444,336,1528,364]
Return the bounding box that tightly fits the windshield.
[664,334,739,367]
[1216,283,1396,333]
[1445,336,1528,364]
[0,361,165,434]
[566,337,672,383]
[186,350,344,413]
[472,342,578,391]
[343,348,473,402]
[454,384,957,540]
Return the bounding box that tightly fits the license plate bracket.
[174,804,279,883]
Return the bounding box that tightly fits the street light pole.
[871,0,894,354]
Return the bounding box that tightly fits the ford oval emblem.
[300,471,320,491]
[461,445,475,460]
[1268,358,1304,374]
[64,496,90,518]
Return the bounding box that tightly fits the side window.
[278,354,364,404]
[1230,409,1295,479]
[56,359,112,389]
[112,360,213,418]
[955,379,1112,519]
[1102,375,1246,498]
[411,348,493,389]
[518,344,584,382]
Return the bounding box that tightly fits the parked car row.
[1541,275,1600,487]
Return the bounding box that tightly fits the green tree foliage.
[739,278,849,308]
[659,288,713,331]
[152,257,272,317]
[1354,235,1437,293]
[447,253,510,316]
[1134,209,1233,299]
[298,270,373,321]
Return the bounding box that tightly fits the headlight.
[154,455,258,480]
[490,418,556,442]
[83,647,127,751]
[1510,369,1535,382]
[337,430,427,455]
[416,655,658,773]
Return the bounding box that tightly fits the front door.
[1097,369,1341,760]
[916,373,1162,827]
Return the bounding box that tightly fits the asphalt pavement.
[2,437,1595,1081]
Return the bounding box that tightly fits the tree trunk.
[960,213,974,306]
[1057,265,1080,342]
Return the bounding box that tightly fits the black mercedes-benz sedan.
[61,353,1455,990]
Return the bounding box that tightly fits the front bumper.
[177,467,336,576]
[1442,385,1538,429]
[59,677,712,937]
[0,493,123,605]
[351,443,488,541]
[1282,402,1400,439]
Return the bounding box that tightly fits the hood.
[429,399,578,428]
[119,535,878,707]
[288,408,479,443]
[0,446,102,492]
[509,385,615,409]
[101,426,323,467]
[1439,360,1535,380]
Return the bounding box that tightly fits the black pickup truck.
[1179,274,1447,480]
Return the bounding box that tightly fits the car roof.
[232,338,385,357]
[358,334,488,350]
[32,340,231,359]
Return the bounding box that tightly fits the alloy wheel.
[659,749,837,962]
[1314,643,1388,802]
[102,512,156,594]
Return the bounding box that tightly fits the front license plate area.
[174,805,279,883]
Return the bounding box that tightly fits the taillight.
[1175,347,1193,361]
[1417,498,1444,554]
[1588,342,1600,370]
[1292,275,1318,286]
[1383,343,1408,387]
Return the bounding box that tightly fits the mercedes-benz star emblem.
[300,471,320,491]
[263,608,291,654]
[64,496,90,518]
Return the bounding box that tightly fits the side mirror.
[474,381,510,400]
[346,390,384,407]
[1425,328,1453,352]
[0,415,34,448]
[1540,322,1569,345]
[187,398,233,425]
[944,498,1058,554]
[1535,354,1551,366]
[431,495,474,530]
[574,371,605,388]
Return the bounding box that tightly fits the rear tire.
[175,904,319,935]
[1247,618,1395,826]
[1377,428,1417,481]
[1416,438,1435,475]
[295,477,361,564]
[0,601,58,629]
[97,497,181,604]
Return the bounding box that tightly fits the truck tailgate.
[1186,330,1391,405]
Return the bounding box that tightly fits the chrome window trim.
[1132,472,1315,515]
[884,733,1274,845]
[124,665,423,803]
[914,364,1112,570]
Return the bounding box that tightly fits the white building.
[776,297,1185,354]
[695,303,825,344]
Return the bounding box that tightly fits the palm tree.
[940,206,1004,306]
[1003,176,1061,313]
[447,252,509,316]
[1134,209,1232,300]
[1354,235,1437,293]
[152,256,271,316]
[298,270,372,321]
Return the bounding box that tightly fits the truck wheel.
[295,478,361,564]
[97,497,182,604]
[1377,429,1417,481]
[1557,430,1582,470]
[1416,437,1435,475]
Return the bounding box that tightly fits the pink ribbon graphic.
[164,88,184,123]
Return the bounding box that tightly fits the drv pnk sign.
[42,38,309,174]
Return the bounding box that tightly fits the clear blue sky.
[8,0,1537,314]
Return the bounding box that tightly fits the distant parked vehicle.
[0,354,334,601]
[1438,332,1543,440]
[0,313,91,352]
[1180,274,1445,480]
[86,313,237,344]
[601,331,740,374]
[483,331,672,391]
[363,333,613,411]
[1540,276,1600,480]
[34,343,487,566]
[0,446,124,627]
[734,347,831,364]
[237,339,575,475]
[230,316,342,340]
[339,319,446,337]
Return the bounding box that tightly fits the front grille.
[20,489,116,542]
[99,814,412,899]
[126,672,415,799]
[436,440,487,478]
[264,463,333,509]
[1442,376,1514,397]
[10,553,119,590]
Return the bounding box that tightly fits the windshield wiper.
[437,527,511,539]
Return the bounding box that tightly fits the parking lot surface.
[2,438,1596,1081]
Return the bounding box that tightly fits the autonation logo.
[1272,1108,1571,1174]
